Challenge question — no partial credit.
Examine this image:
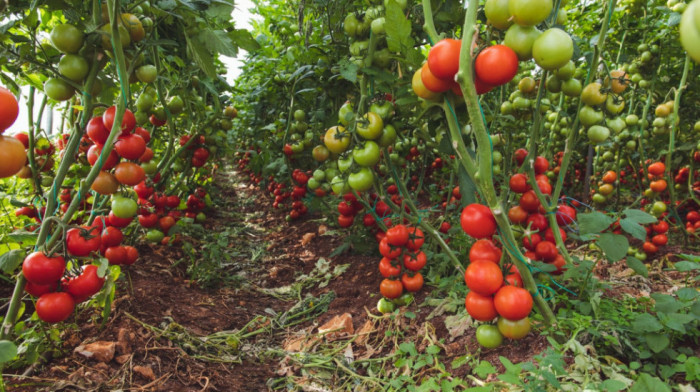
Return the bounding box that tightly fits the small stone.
[318,313,354,341]
[301,232,315,246]
[115,354,131,365]
[355,320,374,346]
[133,365,156,381]
[116,328,131,355]
[318,225,328,235]
[74,341,116,363]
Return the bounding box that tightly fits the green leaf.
[578,211,614,235]
[676,287,698,302]
[622,209,657,225]
[385,0,414,53]
[630,373,671,392]
[631,313,663,333]
[198,29,239,57]
[674,261,699,272]
[0,340,18,363]
[230,29,261,52]
[425,344,441,355]
[451,355,469,369]
[205,0,234,21]
[601,379,628,391]
[473,360,497,378]
[6,231,38,245]
[659,312,695,333]
[597,233,629,262]
[399,342,417,356]
[645,333,670,353]
[185,34,217,78]
[626,257,648,278]
[620,218,647,241]
[0,249,24,274]
[678,253,700,262]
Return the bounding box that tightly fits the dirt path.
[5,167,549,391]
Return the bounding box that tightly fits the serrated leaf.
[623,209,657,225]
[339,59,359,83]
[473,360,497,378]
[385,0,414,53]
[230,29,261,52]
[597,233,628,262]
[578,211,614,235]
[626,257,648,278]
[185,34,217,78]
[0,249,24,274]
[644,333,670,353]
[206,0,234,20]
[631,313,663,333]
[620,218,646,241]
[0,340,18,363]
[198,29,238,57]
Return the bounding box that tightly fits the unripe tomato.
[497,316,531,340]
[476,324,503,348]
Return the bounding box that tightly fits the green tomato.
[293,109,306,122]
[372,48,392,68]
[509,0,552,26]
[330,175,350,195]
[353,141,380,167]
[554,61,576,81]
[377,124,397,147]
[50,24,84,53]
[135,64,157,83]
[369,101,394,121]
[497,317,531,340]
[338,101,354,126]
[606,117,627,134]
[476,325,504,348]
[195,212,206,223]
[142,161,158,175]
[588,125,610,144]
[348,167,374,191]
[384,0,407,10]
[350,40,369,57]
[370,17,385,35]
[605,95,625,115]
[485,0,513,30]
[392,292,414,307]
[167,95,184,114]
[377,298,395,314]
[111,196,138,218]
[561,78,582,97]
[356,112,384,140]
[146,229,165,243]
[44,78,75,101]
[680,1,700,63]
[325,168,339,181]
[135,93,155,112]
[338,155,353,172]
[651,201,667,216]
[58,54,89,82]
[344,13,360,37]
[504,24,541,60]
[592,193,607,204]
[313,169,326,181]
[626,114,639,126]
[579,105,603,127]
[532,28,574,71]
[307,177,320,190]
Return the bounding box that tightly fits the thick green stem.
[450,0,558,328]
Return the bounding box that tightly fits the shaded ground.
[4,166,697,391]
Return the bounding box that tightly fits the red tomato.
[465,291,497,322]
[474,45,519,86]
[105,246,127,265]
[66,226,101,257]
[108,211,133,228]
[556,204,577,226]
[494,285,533,320]
[25,281,58,297]
[101,226,123,247]
[22,252,65,285]
[386,224,409,246]
[504,265,523,287]
[464,260,503,296]
[338,214,354,228]
[36,292,75,323]
[403,250,427,271]
[469,239,502,263]
[460,204,497,239]
[533,156,549,174]
[379,237,402,259]
[103,106,135,134]
[87,144,120,170]
[509,173,529,193]
[526,213,548,232]
[651,220,669,234]
[427,38,461,81]
[86,116,109,144]
[379,257,401,278]
[406,227,425,250]
[514,148,528,166]
[544,227,567,243]
[522,233,542,251]
[508,205,528,224]
[421,62,452,93]
[519,190,541,212]
[337,201,355,216]
[123,246,139,265]
[647,162,665,176]
[535,240,558,262]
[380,278,403,299]
[115,133,146,160]
[651,234,668,246]
[63,265,105,302]
[401,272,424,292]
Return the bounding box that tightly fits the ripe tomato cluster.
[336,192,364,228]
[378,224,426,304]
[179,134,211,168]
[463,239,533,347]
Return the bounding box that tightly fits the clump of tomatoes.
[377,224,427,314]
